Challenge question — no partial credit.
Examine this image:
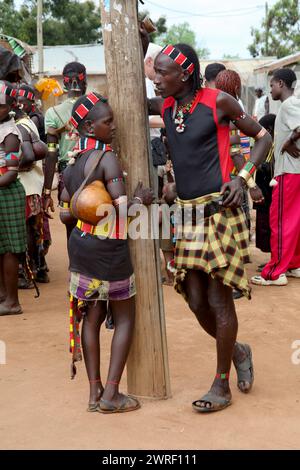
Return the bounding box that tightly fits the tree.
[248,0,300,58]
[0,1,22,37]
[223,54,241,60]
[0,0,101,46]
[157,22,210,59]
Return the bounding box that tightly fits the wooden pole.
[37,0,44,74]
[100,0,171,399]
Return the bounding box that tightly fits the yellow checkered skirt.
[174,193,251,300]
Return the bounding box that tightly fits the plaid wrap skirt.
[70,271,136,302]
[0,179,26,254]
[174,192,251,300]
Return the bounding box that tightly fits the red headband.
[0,84,18,98]
[70,93,107,129]
[63,72,86,83]
[161,45,195,75]
[18,89,35,101]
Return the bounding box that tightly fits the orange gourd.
[71,180,113,226]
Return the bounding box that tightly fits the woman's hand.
[43,195,55,218]
[133,181,154,206]
[249,185,265,204]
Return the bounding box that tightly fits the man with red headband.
[43,62,87,235]
[148,43,272,412]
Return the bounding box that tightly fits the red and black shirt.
[162,88,233,199]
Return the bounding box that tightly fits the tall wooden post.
[37,0,44,74]
[100,1,171,399]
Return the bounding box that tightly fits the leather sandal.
[98,394,141,414]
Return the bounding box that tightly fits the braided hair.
[174,43,203,93]
[215,69,241,99]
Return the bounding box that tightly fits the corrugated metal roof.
[254,51,300,73]
[32,44,105,75]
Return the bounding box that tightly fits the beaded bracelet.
[47,143,58,153]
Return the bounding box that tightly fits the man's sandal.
[192,392,232,413]
[98,394,141,414]
[233,343,254,393]
[87,379,103,412]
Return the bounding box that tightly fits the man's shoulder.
[282,95,300,108]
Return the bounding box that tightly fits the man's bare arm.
[217,92,272,168]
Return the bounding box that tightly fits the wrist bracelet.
[47,143,58,153]
[247,177,257,189]
[44,189,51,196]
[238,169,251,183]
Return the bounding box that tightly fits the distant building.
[254,52,300,114]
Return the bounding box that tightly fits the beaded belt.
[76,218,127,239]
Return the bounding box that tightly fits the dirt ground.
[1,207,300,451]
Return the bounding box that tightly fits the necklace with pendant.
[174,95,196,133]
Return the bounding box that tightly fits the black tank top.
[63,150,133,282]
[162,88,232,199]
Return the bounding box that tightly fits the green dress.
[0,119,26,254]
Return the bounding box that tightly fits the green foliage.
[223,54,241,59]
[0,0,101,46]
[248,0,300,58]
[156,22,210,59]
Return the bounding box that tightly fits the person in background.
[253,114,276,269]
[44,62,87,238]
[252,69,300,286]
[0,81,26,316]
[204,62,226,89]
[253,87,268,122]
[16,84,49,285]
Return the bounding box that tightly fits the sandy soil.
[1,208,300,450]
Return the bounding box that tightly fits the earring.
[181,78,186,82]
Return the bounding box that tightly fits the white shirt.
[253,95,267,121]
[146,77,161,140]
[16,116,44,197]
[274,95,300,177]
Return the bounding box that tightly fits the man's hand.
[43,195,55,219]
[139,21,150,56]
[281,138,300,159]
[249,186,265,204]
[220,177,244,208]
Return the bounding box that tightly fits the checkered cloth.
[174,192,251,300]
[0,180,26,254]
